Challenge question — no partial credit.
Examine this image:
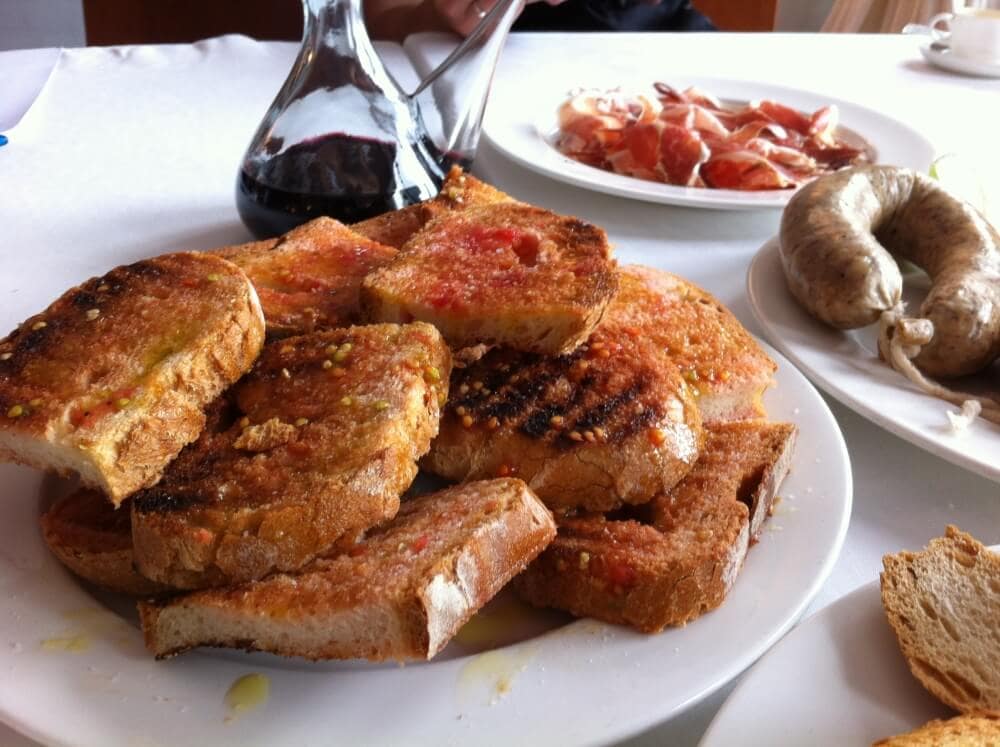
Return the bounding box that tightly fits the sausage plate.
[748,237,1000,483]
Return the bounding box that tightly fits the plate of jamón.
[484,76,934,210]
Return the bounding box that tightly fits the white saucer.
[920,42,1000,78]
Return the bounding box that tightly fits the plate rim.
[0,343,853,747]
[483,75,936,211]
[746,237,1000,484]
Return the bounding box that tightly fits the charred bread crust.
[40,488,169,596]
[138,478,556,661]
[216,217,397,338]
[360,202,619,355]
[131,323,452,589]
[0,252,265,504]
[423,325,703,512]
[513,421,796,632]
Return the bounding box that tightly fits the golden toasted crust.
[873,714,1000,746]
[40,488,168,596]
[513,421,796,632]
[131,323,451,589]
[361,202,618,354]
[423,323,703,512]
[216,217,397,338]
[881,526,1000,716]
[0,252,265,504]
[138,478,556,661]
[650,420,796,542]
[613,266,776,423]
[352,167,514,248]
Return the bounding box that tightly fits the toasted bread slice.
[216,217,397,338]
[513,420,795,632]
[0,253,265,505]
[614,266,776,423]
[131,323,451,589]
[40,488,168,596]
[881,526,1000,716]
[361,202,618,354]
[352,167,514,249]
[423,325,702,512]
[873,714,1000,746]
[138,478,556,661]
[649,420,796,542]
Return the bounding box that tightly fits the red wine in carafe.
[236,132,460,239]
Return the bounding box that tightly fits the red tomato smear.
[602,560,638,589]
[426,226,541,310]
[70,387,137,429]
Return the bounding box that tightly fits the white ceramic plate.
[483,76,935,210]
[747,238,1000,483]
[920,41,1000,79]
[699,544,999,747]
[0,343,850,747]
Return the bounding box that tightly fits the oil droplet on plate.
[225,673,269,720]
[41,635,91,653]
[457,645,537,706]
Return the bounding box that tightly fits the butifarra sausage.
[779,165,1000,378]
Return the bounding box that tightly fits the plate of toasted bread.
[702,529,1000,746]
[483,75,934,210]
[0,171,851,747]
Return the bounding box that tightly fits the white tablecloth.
[0,32,997,747]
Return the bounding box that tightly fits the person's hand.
[433,0,566,37]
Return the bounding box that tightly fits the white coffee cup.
[930,7,1000,61]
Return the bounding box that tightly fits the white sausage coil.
[779,165,1000,425]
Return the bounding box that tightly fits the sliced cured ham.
[701,151,798,191]
[556,83,869,191]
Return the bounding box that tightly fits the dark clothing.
[513,0,716,31]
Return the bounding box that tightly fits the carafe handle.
[407,0,522,167]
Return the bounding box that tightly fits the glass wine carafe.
[236,0,521,238]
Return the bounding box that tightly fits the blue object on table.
[0,134,8,147]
